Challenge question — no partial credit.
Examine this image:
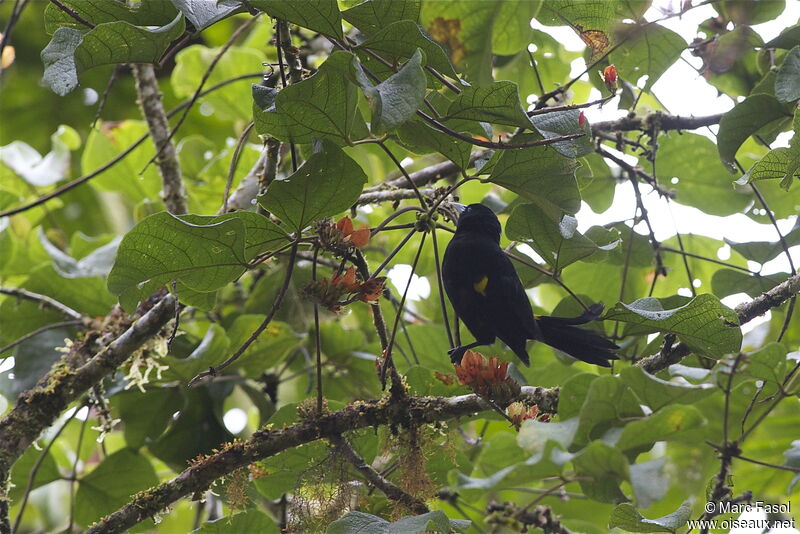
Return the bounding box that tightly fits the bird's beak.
[451,203,466,217]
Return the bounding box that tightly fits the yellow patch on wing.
[473,276,488,296]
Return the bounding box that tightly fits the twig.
[329,434,429,514]
[133,64,188,214]
[0,320,83,356]
[0,288,85,321]
[222,121,255,213]
[357,189,435,206]
[12,402,82,532]
[48,0,95,29]
[188,241,299,386]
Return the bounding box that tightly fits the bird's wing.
[484,253,540,340]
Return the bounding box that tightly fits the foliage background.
[0,0,799,533]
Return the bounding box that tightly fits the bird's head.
[452,203,502,242]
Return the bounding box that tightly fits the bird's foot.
[448,346,468,365]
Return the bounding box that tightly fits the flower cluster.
[317,216,370,256]
[302,266,386,313]
[454,350,521,400]
[505,402,549,424]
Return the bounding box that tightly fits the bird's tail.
[537,304,619,368]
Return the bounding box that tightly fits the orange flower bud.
[602,64,618,93]
[578,111,587,127]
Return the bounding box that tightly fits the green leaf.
[608,501,692,533]
[39,232,119,279]
[253,51,367,144]
[488,140,581,214]
[539,0,616,57]
[651,132,751,216]
[9,446,61,501]
[557,373,599,418]
[712,0,786,26]
[421,1,495,84]
[148,386,234,471]
[506,203,604,269]
[620,366,716,411]
[629,457,668,509]
[738,146,800,191]
[75,449,159,527]
[616,404,706,452]
[766,24,800,49]
[0,327,73,399]
[81,121,163,204]
[572,441,629,504]
[195,510,279,533]
[724,225,800,264]
[112,388,183,448]
[162,323,231,382]
[574,375,645,446]
[491,0,542,55]
[107,212,250,311]
[326,510,470,534]
[258,139,367,231]
[342,0,421,34]
[248,0,343,39]
[610,23,685,91]
[717,94,791,167]
[356,20,458,80]
[171,0,244,31]
[735,342,788,387]
[530,109,593,158]
[41,15,185,96]
[606,294,742,358]
[776,45,800,103]
[395,118,473,170]
[518,417,579,455]
[173,45,265,122]
[178,212,290,262]
[445,81,532,129]
[44,0,177,33]
[711,269,786,299]
[356,49,426,134]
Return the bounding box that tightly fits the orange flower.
[358,276,385,302]
[506,402,540,425]
[454,350,520,399]
[332,266,359,292]
[336,216,370,249]
[336,216,354,236]
[602,64,618,92]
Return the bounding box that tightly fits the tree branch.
[0,295,177,518]
[592,112,723,134]
[88,386,558,534]
[133,64,188,215]
[637,272,800,373]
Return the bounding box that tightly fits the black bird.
[442,203,618,367]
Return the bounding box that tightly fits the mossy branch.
[88,387,559,534]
